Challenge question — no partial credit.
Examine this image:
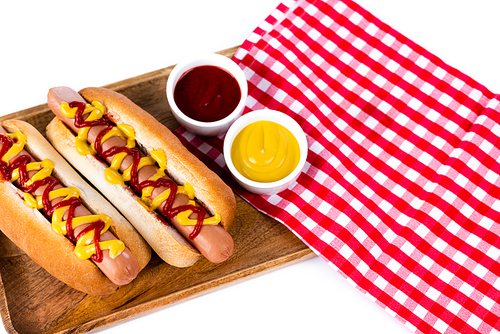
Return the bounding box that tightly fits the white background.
[1,1,500,333]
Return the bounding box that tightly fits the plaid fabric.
[174,0,500,333]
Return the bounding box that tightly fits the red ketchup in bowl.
[173,65,241,122]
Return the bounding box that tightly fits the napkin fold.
[175,0,500,333]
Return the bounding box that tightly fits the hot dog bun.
[0,120,151,295]
[46,87,236,267]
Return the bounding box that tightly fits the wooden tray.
[0,46,315,334]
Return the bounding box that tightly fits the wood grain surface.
[0,46,314,334]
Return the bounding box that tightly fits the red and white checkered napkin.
[175,0,500,332]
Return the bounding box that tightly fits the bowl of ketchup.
[166,53,248,137]
[223,109,308,195]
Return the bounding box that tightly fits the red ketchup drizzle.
[76,221,105,262]
[70,101,111,128]
[138,178,206,240]
[72,101,206,239]
[0,135,14,180]
[173,65,241,122]
[0,133,105,262]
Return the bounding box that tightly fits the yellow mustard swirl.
[231,120,300,182]
[3,130,125,260]
[60,101,221,228]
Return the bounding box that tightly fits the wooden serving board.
[0,46,314,334]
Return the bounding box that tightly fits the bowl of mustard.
[223,109,308,195]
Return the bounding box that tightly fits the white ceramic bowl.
[223,109,308,195]
[166,53,248,137]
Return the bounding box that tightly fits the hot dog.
[46,87,236,266]
[0,120,151,295]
